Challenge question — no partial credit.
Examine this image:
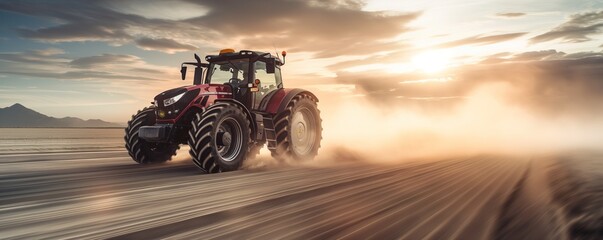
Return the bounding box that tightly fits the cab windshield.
[206,59,250,84]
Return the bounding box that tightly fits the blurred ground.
[0,129,601,239]
[547,152,603,240]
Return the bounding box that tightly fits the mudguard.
[263,88,318,114]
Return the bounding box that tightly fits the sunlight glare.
[412,50,450,73]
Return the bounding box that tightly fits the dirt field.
[0,128,600,239]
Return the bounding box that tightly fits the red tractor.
[124,49,322,173]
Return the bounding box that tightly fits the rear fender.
[263,88,318,114]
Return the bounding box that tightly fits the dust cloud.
[314,82,603,163]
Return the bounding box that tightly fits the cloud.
[0,0,419,57]
[17,23,132,43]
[0,0,208,53]
[0,48,69,65]
[184,0,419,58]
[101,0,210,20]
[531,10,603,43]
[0,69,159,81]
[0,1,135,43]
[331,52,603,117]
[70,54,143,68]
[481,50,603,63]
[511,49,566,61]
[563,51,603,59]
[0,47,175,83]
[0,50,175,84]
[135,37,197,53]
[326,47,414,71]
[306,0,366,10]
[440,32,527,48]
[325,32,527,72]
[495,12,526,18]
[31,48,65,56]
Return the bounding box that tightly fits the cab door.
[251,60,282,110]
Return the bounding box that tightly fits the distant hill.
[0,103,122,128]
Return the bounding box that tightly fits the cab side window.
[254,61,278,96]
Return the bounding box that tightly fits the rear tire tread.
[270,94,322,161]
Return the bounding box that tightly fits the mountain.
[0,103,122,128]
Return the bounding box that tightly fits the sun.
[412,50,450,73]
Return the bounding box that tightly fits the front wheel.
[188,102,251,173]
[271,94,322,161]
[124,106,179,164]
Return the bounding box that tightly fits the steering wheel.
[228,78,242,85]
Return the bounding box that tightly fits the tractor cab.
[203,49,285,110]
[180,49,285,111]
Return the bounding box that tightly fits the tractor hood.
[154,87,194,108]
[154,84,232,122]
[153,86,199,120]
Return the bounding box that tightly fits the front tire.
[271,94,322,161]
[124,106,179,164]
[188,103,251,173]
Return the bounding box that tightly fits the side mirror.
[266,59,275,74]
[194,67,203,85]
[180,66,187,80]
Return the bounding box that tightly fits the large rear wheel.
[188,102,251,173]
[271,94,322,161]
[124,106,179,164]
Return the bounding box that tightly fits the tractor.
[124,49,322,173]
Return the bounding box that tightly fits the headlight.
[163,92,185,107]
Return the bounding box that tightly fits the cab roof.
[204,49,283,65]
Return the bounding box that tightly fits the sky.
[0,0,602,123]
